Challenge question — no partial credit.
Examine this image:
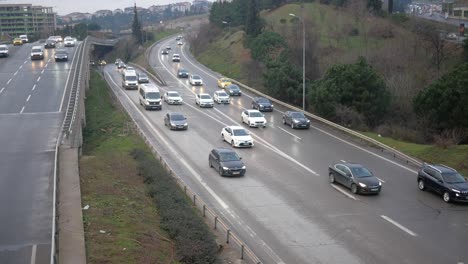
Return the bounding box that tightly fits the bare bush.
[334,105,369,131]
[433,128,468,148]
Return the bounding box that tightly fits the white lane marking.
[20,106,25,114]
[48,58,51,62]
[37,76,41,82]
[24,60,28,64]
[41,69,45,74]
[106,70,286,264]
[278,127,301,140]
[59,42,82,112]
[381,215,417,237]
[30,244,37,264]
[331,184,358,200]
[312,125,418,174]
[376,177,386,183]
[45,63,48,68]
[14,70,18,76]
[175,42,419,175]
[32,84,36,91]
[19,65,23,69]
[340,160,346,163]
[26,95,31,102]
[7,79,11,84]
[0,87,4,94]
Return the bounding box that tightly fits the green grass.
[81,71,177,264]
[362,132,468,176]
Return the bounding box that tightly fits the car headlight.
[306,120,310,123]
[379,181,382,186]
[259,105,264,108]
[183,123,188,126]
[359,182,367,188]
[271,105,274,107]
[293,120,300,123]
[451,188,460,193]
[170,123,175,126]
[241,166,246,169]
[222,167,229,171]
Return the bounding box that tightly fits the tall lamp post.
[289,11,306,111]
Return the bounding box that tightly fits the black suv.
[209,148,246,177]
[177,68,189,78]
[252,97,273,112]
[417,163,468,203]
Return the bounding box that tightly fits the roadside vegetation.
[81,71,218,263]
[191,1,467,173]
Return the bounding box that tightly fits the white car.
[177,41,183,45]
[241,110,267,128]
[221,126,254,148]
[64,37,75,47]
[214,90,230,104]
[189,74,203,86]
[195,93,214,108]
[163,91,183,105]
[123,66,136,76]
[172,54,180,62]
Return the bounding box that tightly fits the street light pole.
[289,10,306,111]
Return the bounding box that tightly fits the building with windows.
[443,0,468,21]
[0,4,56,38]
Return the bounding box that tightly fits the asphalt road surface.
[103,37,468,264]
[0,42,78,264]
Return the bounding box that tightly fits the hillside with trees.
[191,1,466,146]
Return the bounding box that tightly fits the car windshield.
[126,67,134,71]
[442,172,466,184]
[146,92,160,99]
[217,92,228,97]
[233,129,249,136]
[219,152,240,162]
[192,75,201,79]
[350,167,373,178]
[291,112,305,118]
[200,95,211,99]
[168,92,179,97]
[32,48,42,52]
[56,50,67,54]
[170,114,185,121]
[126,76,137,81]
[180,70,187,73]
[257,98,270,103]
[139,74,147,79]
[249,112,263,117]
[228,85,239,90]
[0,47,6,51]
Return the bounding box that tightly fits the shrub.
[132,149,218,263]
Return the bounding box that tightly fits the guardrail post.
[214,216,218,230]
[193,194,196,205]
[202,205,206,217]
[226,229,230,244]
[241,244,244,259]
[184,186,187,194]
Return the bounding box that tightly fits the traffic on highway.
[101,35,468,264]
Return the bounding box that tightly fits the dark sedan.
[282,111,310,129]
[164,112,188,130]
[329,162,381,194]
[252,97,274,112]
[417,163,468,203]
[225,84,242,96]
[209,148,246,177]
[177,68,189,78]
[44,39,56,49]
[54,49,68,62]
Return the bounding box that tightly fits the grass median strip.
[81,71,217,263]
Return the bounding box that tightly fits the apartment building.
[0,4,56,37]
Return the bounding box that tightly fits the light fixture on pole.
[289,11,306,111]
[222,20,229,31]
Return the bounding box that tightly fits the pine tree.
[245,0,262,37]
[132,3,143,44]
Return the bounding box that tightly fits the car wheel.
[351,184,358,194]
[418,179,425,191]
[291,122,294,129]
[219,167,224,176]
[209,159,213,168]
[231,140,235,147]
[443,191,451,203]
[329,173,335,183]
[282,118,286,125]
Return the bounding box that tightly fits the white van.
[139,83,162,110]
[0,45,9,57]
[122,71,138,90]
[30,46,44,60]
[19,34,28,43]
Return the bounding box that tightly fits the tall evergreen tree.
[245,0,262,37]
[132,3,143,44]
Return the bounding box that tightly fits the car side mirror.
[142,95,145,99]
[239,157,242,160]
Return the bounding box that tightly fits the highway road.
[0,41,79,263]
[103,37,468,264]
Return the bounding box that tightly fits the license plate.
[232,171,240,175]
[371,188,379,191]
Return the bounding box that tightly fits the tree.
[310,57,390,127]
[463,38,468,61]
[367,0,382,12]
[416,24,448,75]
[245,0,262,37]
[413,63,468,135]
[132,3,143,44]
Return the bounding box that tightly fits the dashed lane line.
[32,84,36,91]
[278,127,302,141]
[331,184,358,201]
[6,79,11,85]
[14,70,18,76]
[37,76,41,82]
[30,244,37,264]
[20,106,25,114]
[381,215,418,237]
[26,95,31,102]
[0,87,4,94]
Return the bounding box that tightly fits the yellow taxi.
[217,77,232,88]
[13,38,23,46]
